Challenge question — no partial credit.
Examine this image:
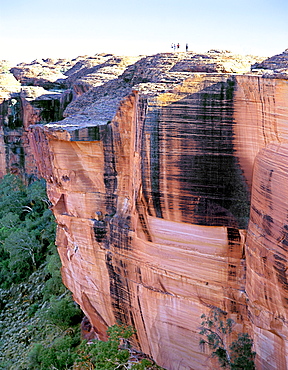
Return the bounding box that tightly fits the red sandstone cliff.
[1,50,288,369]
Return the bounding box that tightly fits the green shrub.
[230,333,256,370]
[74,325,132,370]
[45,296,83,329]
[27,343,43,369]
[0,174,56,288]
[42,253,66,299]
[0,360,13,369]
[27,302,40,318]
[28,330,81,370]
[75,325,164,369]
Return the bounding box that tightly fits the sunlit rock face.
[246,143,288,370]
[233,76,288,370]
[4,50,288,369]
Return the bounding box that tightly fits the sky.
[0,0,287,65]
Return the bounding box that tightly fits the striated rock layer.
[2,51,288,369]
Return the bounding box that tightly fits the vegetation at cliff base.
[28,323,163,370]
[0,174,69,369]
[199,308,256,369]
[0,174,55,288]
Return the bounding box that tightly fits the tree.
[0,174,56,287]
[45,296,83,330]
[28,324,164,370]
[199,309,256,369]
[75,325,135,370]
[230,333,256,370]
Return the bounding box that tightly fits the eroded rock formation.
[1,50,288,369]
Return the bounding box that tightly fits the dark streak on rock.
[149,110,163,218]
[227,227,241,252]
[93,219,108,243]
[105,252,131,325]
[136,197,153,242]
[273,255,288,293]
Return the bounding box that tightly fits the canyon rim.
[1,49,288,369]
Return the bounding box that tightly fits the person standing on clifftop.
[177,43,180,50]
[186,43,188,52]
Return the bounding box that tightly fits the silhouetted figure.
[186,43,188,52]
[177,43,180,50]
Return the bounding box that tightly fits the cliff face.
[2,51,288,369]
[233,76,288,369]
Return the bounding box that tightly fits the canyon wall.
[2,51,288,369]
[234,76,288,369]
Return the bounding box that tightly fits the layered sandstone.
[1,50,288,369]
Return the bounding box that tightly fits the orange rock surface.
[30,71,288,369]
[2,51,288,369]
[246,143,288,370]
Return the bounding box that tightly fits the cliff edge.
[1,50,288,369]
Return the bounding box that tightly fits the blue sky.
[0,0,287,64]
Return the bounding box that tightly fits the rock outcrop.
[251,49,288,79]
[1,50,288,369]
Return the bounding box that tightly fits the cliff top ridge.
[252,48,288,77]
[2,49,288,131]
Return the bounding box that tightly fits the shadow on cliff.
[141,77,250,229]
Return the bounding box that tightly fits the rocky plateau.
[1,49,288,369]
